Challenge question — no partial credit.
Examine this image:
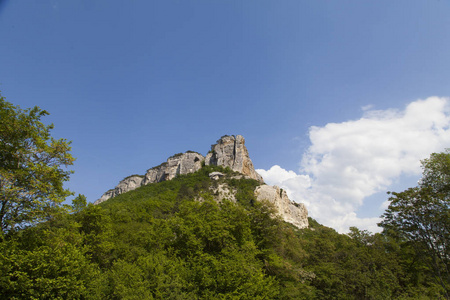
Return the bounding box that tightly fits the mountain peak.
[94,135,308,229]
[95,135,263,204]
[205,135,264,183]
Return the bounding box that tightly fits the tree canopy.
[0,94,447,299]
[379,150,450,298]
[0,95,74,237]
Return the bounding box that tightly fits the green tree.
[0,95,75,238]
[0,226,103,300]
[379,151,450,298]
[71,194,87,213]
[421,150,450,194]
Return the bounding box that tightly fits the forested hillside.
[1,96,448,299]
[1,163,447,299]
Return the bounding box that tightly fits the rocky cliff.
[94,135,308,229]
[94,151,205,205]
[255,185,308,229]
[96,175,144,204]
[143,151,204,185]
[95,135,263,205]
[205,135,264,182]
[206,173,308,229]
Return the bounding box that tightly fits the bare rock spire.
[205,135,264,183]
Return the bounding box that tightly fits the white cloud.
[257,97,450,233]
[257,165,300,184]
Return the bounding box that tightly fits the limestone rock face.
[95,135,309,227]
[95,136,265,204]
[96,152,204,204]
[209,172,225,180]
[143,152,204,184]
[205,135,264,183]
[254,185,308,229]
[94,136,309,229]
[202,183,237,203]
[94,175,144,205]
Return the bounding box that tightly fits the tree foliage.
[0,95,75,237]
[421,151,450,194]
[380,151,450,298]
[0,163,445,299]
[0,96,447,298]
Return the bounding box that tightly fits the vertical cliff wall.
[205,135,264,183]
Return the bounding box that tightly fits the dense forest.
[1,96,449,299]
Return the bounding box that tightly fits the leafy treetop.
[379,150,450,298]
[0,94,75,238]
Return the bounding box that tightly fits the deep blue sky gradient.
[1,1,450,205]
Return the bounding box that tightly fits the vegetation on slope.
[1,164,447,299]
[1,96,448,299]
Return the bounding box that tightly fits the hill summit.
[95,135,308,228]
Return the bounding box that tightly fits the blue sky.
[1,0,450,232]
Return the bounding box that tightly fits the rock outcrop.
[255,185,308,229]
[94,135,308,228]
[203,181,308,229]
[205,135,264,183]
[94,151,204,205]
[209,172,225,180]
[143,151,204,185]
[94,136,308,229]
[205,182,237,204]
[95,135,265,204]
[95,175,144,205]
